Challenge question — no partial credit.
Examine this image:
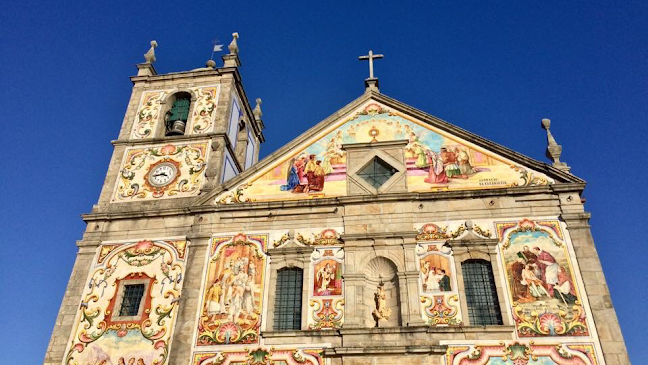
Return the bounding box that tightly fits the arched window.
[273,267,303,331]
[165,92,191,136]
[461,259,503,325]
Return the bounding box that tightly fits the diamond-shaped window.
[357,157,398,189]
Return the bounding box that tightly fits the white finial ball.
[232,32,239,39]
[150,40,158,48]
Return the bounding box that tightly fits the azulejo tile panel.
[62,238,189,365]
[130,91,168,139]
[187,86,221,134]
[446,342,599,365]
[497,219,589,337]
[195,234,268,346]
[192,348,323,365]
[215,101,553,205]
[415,242,462,326]
[113,142,208,201]
[129,85,221,140]
[308,247,345,329]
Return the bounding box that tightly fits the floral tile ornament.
[114,142,208,201]
[62,238,189,365]
[446,342,599,365]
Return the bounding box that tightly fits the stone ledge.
[323,345,447,356]
[262,325,516,338]
[82,185,583,222]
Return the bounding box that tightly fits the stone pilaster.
[561,213,630,365]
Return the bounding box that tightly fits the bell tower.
[94,33,264,211]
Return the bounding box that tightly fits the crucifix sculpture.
[359,50,384,79]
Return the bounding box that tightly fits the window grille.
[461,259,503,325]
[273,267,303,331]
[357,157,397,189]
[119,284,146,317]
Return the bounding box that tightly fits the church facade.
[45,35,630,365]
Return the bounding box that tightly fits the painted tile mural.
[196,234,268,346]
[216,101,552,204]
[271,227,344,248]
[187,85,221,134]
[309,247,345,329]
[446,342,599,365]
[497,219,589,337]
[192,348,323,365]
[130,91,168,139]
[270,227,346,330]
[129,86,221,140]
[62,238,188,365]
[415,222,467,326]
[416,242,462,326]
[113,142,208,201]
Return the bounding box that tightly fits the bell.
[166,120,186,136]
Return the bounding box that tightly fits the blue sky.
[0,1,645,363]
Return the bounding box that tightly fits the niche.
[164,92,192,136]
[362,256,402,327]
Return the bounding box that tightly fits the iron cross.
[359,50,384,79]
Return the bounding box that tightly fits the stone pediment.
[197,91,582,206]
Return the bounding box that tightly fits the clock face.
[148,162,178,188]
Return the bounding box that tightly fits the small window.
[357,157,397,189]
[119,284,146,317]
[462,259,503,325]
[165,92,191,136]
[273,267,303,331]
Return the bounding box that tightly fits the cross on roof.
[359,50,384,79]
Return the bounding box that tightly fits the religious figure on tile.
[424,150,448,184]
[280,157,301,192]
[313,259,343,296]
[456,148,475,176]
[315,263,334,294]
[420,254,452,293]
[441,147,462,178]
[204,279,223,315]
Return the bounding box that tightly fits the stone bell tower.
[94,33,264,211]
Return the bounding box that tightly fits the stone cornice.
[342,231,418,242]
[323,345,447,356]
[111,133,223,147]
[81,184,584,222]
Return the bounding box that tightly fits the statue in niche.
[372,281,391,326]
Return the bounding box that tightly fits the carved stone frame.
[264,244,314,332]
[449,237,512,326]
[343,140,409,195]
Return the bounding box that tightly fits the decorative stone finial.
[228,32,239,55]
[222,32,241,68]
[205,59,216,69]
[541,118,570,172]
[253,98,263,120]
[143,40,158,64]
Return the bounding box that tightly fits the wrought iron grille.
[273,267,303,330]
[119,284,146,317]
[461,259,503,325]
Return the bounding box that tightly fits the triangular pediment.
[200,92,581,206]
